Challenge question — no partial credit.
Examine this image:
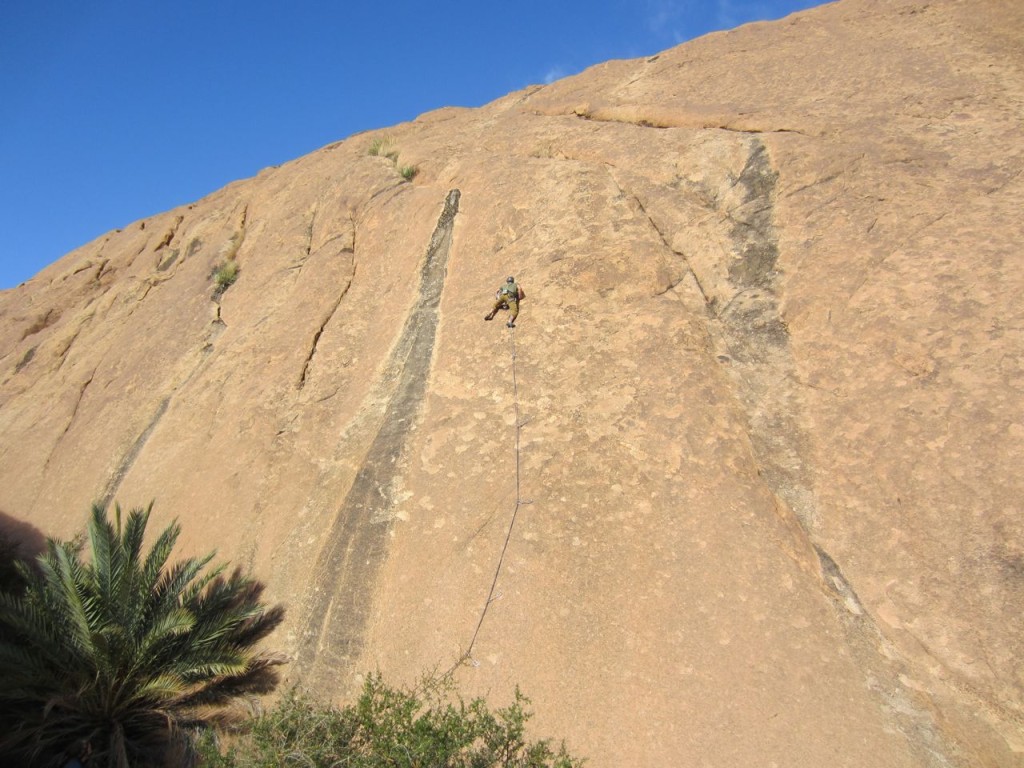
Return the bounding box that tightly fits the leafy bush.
[213,259,240,294]
[0,503,285,768]
[196,672,584,767]
[399,164,419,181]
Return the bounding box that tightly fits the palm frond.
[141,515,183,587]
[88,502,116,606]
[0,502,286,766]
[152,555,217,622]
[55,546,103,662]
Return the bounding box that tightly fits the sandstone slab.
[1,1,1022,765]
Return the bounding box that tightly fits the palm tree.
[0,503,285,767]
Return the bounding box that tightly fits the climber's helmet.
[506,276,515,283]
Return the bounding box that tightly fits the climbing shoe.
[506,321,515,328]
[484,313,494,321]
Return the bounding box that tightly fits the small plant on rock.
[368,135,398,162]
[370,136,419,180]
[213,259,239,295]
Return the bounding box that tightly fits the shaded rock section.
[295,189,460,684]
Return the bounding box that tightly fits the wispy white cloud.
[646,0,798,44]
[643,0,698,45]
[716,0,787,30]
[645,0,683,37]
[543,67,567,85]
[646,0,677,32]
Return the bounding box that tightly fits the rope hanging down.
[446,327,530,676]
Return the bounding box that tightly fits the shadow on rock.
[0,511,49,593]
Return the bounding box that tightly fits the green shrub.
[399,164,419,181]
[213,259,239,294]
[196,672,584,767]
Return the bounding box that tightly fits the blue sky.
[0,0,826,290]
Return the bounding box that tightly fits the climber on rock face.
[484,276,525,328]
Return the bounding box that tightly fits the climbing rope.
[445,325,529,677]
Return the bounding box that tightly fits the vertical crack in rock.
[98,396,171,510]
[213,204,249,268]
[814,542,961,767]
[227,205,249,262]
[96,326,224,512]
[626,187,712,306]
[305,205,318,257]
[295,189,460,680]
[705,139,957,767]
[58,372,96,447]
[52,312,96,373]
[21,365,100,510]
[33,369,99,492]
[297,260,356,390]
[296,208,359,386]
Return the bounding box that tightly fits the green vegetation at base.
[195,673,584,768]
[0,507,582,767]
[0,503,284,768]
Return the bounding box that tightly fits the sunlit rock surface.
[2,1,1022,764]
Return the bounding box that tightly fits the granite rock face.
[1,0,1022,765]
